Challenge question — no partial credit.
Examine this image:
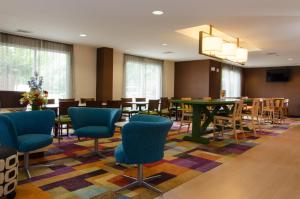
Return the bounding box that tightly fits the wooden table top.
[126,101,148,105]
[171,98,253,105]
[159,124,300,199]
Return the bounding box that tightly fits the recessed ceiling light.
[162,43,168,46]
[152,10,164,15]
[16,29,32,34]
[79,34,87,37]
[288,58,293,61]
[163,51,174,54]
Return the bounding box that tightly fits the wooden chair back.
[181,97,192,113]
[80,98,95,104]
[121,98,133,109]
[86,100,102,107]
[106,100,121,108]
[265,98,275,110]
[233,100,244,119]
[202,97,212,100]
[135,98,146,102]
[251,99,260,117]
[59,98,75,102]
[47,99,55,104]
[160,97,170,110]
[274,99,284,108]
[148,100,160,111]
[59,101,79,116]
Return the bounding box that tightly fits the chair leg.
[239,120,246,139]
[22,152,56,179]
[94,138,105,158]
[178,116,184,133]
[116,164,163,194]
[23,152,31,179]
[213,119,217,140]
[58,123,62,144]
[233,121,238,144]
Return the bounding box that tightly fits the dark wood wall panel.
[244,66,300,116]
[209,60,222,99]
[0,91,25,108]
[96,47,113,101]
[174,60,210,98]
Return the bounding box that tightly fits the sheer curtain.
[221,65,242,98]
[124,54,162,99]
[0,33,73,99]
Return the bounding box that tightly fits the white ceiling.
[1,0,300,67]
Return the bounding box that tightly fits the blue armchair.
[115,114,173,193]
[0,110,55,178]
[68,107,122,157]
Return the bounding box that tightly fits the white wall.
[112,51,175,99]
[73,44,97,100]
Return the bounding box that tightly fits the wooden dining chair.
[282,98,289,120]
[159,97,171,118]
[121,98,137,119]
[86,100,103,107]
[135,98,147,110]
[213,100,245,143]
[178,98,193,133]
[59,98,75,102]
[262,98,275,124]
[80,98,95,104]
[56,101,79,143]
[106,100,121,108]
[47,99,55,104]
[242,98,262,137]
[274,98,285,124]
[140,99,159,115]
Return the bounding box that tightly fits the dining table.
[171,98,253,144]
[125,101,148,111]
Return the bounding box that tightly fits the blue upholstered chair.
[115,114,173,193]
[0,110,55,178]
[68,107,122,157]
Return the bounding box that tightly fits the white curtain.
[0,33,73,99]
[221,65,242,98]
[124,54,162,99]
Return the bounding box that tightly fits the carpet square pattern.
[16,118,300,199]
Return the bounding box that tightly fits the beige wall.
[163,60,175,98]
[73,47,174,100]
[73,44,97,100]
[112,51,175,99]
[112,50,124,100]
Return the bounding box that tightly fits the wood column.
[96,47,113,101]
[208,60,222,99]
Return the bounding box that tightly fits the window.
[221,65,242,97]
[124,54,162,99]
[0,33,73,100]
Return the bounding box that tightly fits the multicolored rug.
[16,118,300,199]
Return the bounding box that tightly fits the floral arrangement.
[20,72,48,109]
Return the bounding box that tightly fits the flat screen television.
[266,68,290,82]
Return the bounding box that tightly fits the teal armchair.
[0,110,55,178]
[68,107,122,157]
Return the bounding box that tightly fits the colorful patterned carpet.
[16,119,300,199]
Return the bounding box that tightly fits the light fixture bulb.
[152,10,164,15]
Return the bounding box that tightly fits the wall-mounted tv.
[266,68,290,82]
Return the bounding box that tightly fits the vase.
[31,104,41,111]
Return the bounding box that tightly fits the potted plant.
[20,72,48,110]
